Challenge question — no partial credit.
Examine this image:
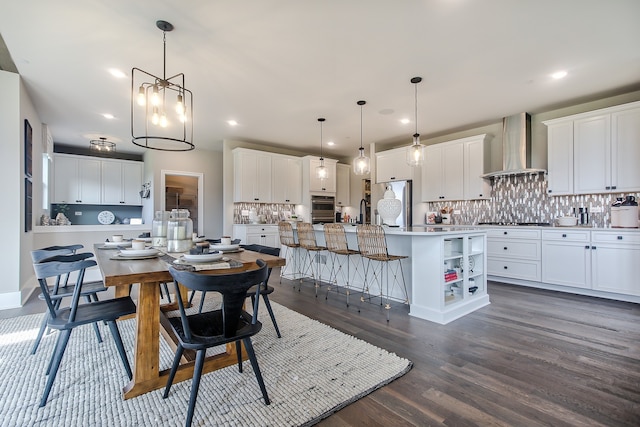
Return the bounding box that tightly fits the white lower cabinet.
[591,231,640,296]
[541,230,591,289]
[233,225,279,248]
[486,228,541,281]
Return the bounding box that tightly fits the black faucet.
[358,198,367,224]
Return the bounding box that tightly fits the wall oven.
[311,195,335,224]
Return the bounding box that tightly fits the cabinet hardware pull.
[612,186,617,189]
[479,194,483,197]
[562,234,567,237]
[605,186,610,190]
[617,236,623,240]
[585,245,590,249]
[503,266,508,269]
[592,246,596,249]
[390,177,395,180]
[548,189,552,193]
[503,247,508,250]
[503,231,508,235]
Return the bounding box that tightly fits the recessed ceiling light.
[327,141,335,146]
[108,68,127,79]
[102,113,115,119]
[551,70,568,79]
[400,118,410,124]
[227,120,238,126]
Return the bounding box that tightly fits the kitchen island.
[308,224,489,324]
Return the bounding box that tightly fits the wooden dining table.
[93,244,285,399]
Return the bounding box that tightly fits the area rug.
[0,298,411,426]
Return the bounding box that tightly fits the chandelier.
[352,100,370,175]
[90,137,116,152]
[131,20,194,151]
[406,76,425,166]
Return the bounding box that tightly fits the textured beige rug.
[0,298,411,426]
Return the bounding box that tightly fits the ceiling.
[1,0,639,159]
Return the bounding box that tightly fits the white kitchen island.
[308,224,489,324]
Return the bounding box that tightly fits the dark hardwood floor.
[270,273,640,427]
[6,273,639,426]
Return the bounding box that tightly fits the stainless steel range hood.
[482,112,546,178]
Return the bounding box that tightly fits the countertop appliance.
[611,195,639,228]
[311,195,335,224]
[378,180,412,227]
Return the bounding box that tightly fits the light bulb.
[316,164,327,180]
[160,112,168,128]
[179,112,187,123]
[176,94,184,115]
[137,86,146,106]
[151,84,160,106]
[151,107,160,125]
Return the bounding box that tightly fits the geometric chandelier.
[131,20,194,151]
[90,137,116,152]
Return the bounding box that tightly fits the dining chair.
[30,245,108,354]
[296,222,327,297]
[242,244,282,338]
[323,223,363,307]
[32,257,136,407]
[277,221,301,284]
[356,224,410,321]
[164,260,270,427]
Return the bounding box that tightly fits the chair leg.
[236,341,243,373]
[185,349,207,427]
[107,320,132,380]
[84,295,103,344]
[243,338,270,405]
[40,329,72,407]
[30,312,50,355]
[163,344,184,398]
[197,291,207,313]
[261,294,281,338]
[161,282,172,303]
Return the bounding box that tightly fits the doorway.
[161,171,204,235]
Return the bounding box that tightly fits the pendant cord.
[414,82,418,137]
[162,31,167,81]
[360,104,364,150]
[320,120,323,160]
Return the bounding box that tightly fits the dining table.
[93,244,286,399]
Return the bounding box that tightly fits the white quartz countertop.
[312,223,485,236]
[33,224,151,233]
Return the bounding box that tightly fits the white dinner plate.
[210,243,240,251]
[182,252,223,262]
[119,248,159,257]
[137,237,153,242]
[103,241,132,247]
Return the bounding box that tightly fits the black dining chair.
[32,256,136,407]
[30,245,108,354]
[242,244,282,338]
[164,260,270,427]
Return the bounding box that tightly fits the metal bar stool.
[278,221,302,284]
[323,223,363,307]
[296,222,327,297]
[356,224,410,321]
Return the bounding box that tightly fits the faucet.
[358,198,367,224]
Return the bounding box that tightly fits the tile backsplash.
[233,202,296,224]
[428,173,639,227]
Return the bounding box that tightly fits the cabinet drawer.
[244,225,278,235]
[488,258,541,281]
[485,228,541,239]
[542,230,590,242]
[487,239,541,260]
[592,231,640,245]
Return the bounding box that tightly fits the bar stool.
[296,222,327,297]
[278,221,302,284]
[323,223,363,307]
[356,225,410,321]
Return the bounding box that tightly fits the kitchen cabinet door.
[573,114,611,194]
[545,121,574,196]
[375,147,412,184]
[101,161,123,204]
[78,160,101,204]
[611,106,640,192]
[122,162,143,204]
[53,155,80,203]
[336,164,350,206]
[102,160,143,205]
[307,157,336,193]
[542,241,591,289]
[463,135,491,200]
[272,156,302,204]
[233,149,272,202]
[421,141,463,201]
[591,243,640,296]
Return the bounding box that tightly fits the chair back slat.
[356,225,389,257]
[278,221,297,246]
[296,222,318,249]
[169,260,269,339]
[324,223,348,252]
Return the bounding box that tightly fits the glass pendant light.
[316,118,328,180]
[407,76,425,166]
[352,100,371,175]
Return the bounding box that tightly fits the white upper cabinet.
[422,140,464,202]
[271,155,302,204]
[303,156,337,193]
[544,101,640,195]
[336,163,350,206]
[233,148,273,202]
[375,147,413,183]
[53,154,101,204]
[463,134,491,200]
[101,159,143,205]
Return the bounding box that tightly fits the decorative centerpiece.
[377,185,402,225]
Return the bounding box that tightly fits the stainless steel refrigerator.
[377,180,412,227]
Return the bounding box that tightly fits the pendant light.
[316,118,328,180]
[352,100,370,175]
[131,20,194,151]
[406,76,425,166]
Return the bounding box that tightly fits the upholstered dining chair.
[32,256,136,407]
[30,245,107,354]
[164,260,270,427]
